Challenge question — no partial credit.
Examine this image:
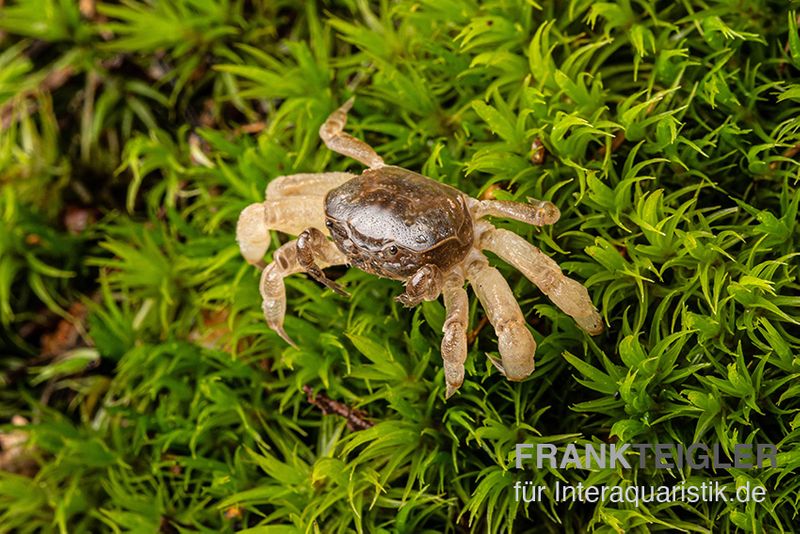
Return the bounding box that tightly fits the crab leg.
[260,237,348,346]
[266,172,355,199]
[319,98,385,169]
[236,196,327,266]
[479,224,604,335]
[466,252,536,381]
[441,276,469,398]
[473,198,561,226]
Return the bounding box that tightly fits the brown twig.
[779,39,791,76]
[12,297,97,387]
[594,131,626,159]
[466,316,489,345]
[768,142,800,170]
[303,385,373,431]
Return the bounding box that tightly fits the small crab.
[237,98,603,398]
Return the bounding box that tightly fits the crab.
[236,98,603,398]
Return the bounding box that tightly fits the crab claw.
[273,322,298,348]
[487,344,535,382]
[262,298,298,348]
[487,354,507,377]
[316,276,351,298]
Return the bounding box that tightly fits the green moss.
[1,0,800,532]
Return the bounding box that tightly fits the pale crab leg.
[465,252,536,381]
[473,198,561,226]
[319,98,386,169]
[266,172,355,199]
[479,224,604,335]
[441,276,469,399]
[236,196,327,266]
[260,238,348,346]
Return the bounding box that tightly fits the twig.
[768,142,800,170]
[466,316,489,345]
[594,131,626,159]
[303,385,373,431]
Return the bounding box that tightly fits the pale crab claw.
[273,323,298,349]
[262,295,298,348]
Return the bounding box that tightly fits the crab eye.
[388,245,398,255]
[325,220,334,228]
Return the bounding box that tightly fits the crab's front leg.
[261,237,348,346]
[237,197,327,267]
[395,264,443,307]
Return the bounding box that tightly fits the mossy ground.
[1,0,800,532]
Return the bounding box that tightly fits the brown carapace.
[237,98,603,398]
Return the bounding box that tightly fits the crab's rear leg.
[319,98,385,169]
[441,276,469,399]
[261,237,348,346]
[479,223,604,335]
[466,252,536,381]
